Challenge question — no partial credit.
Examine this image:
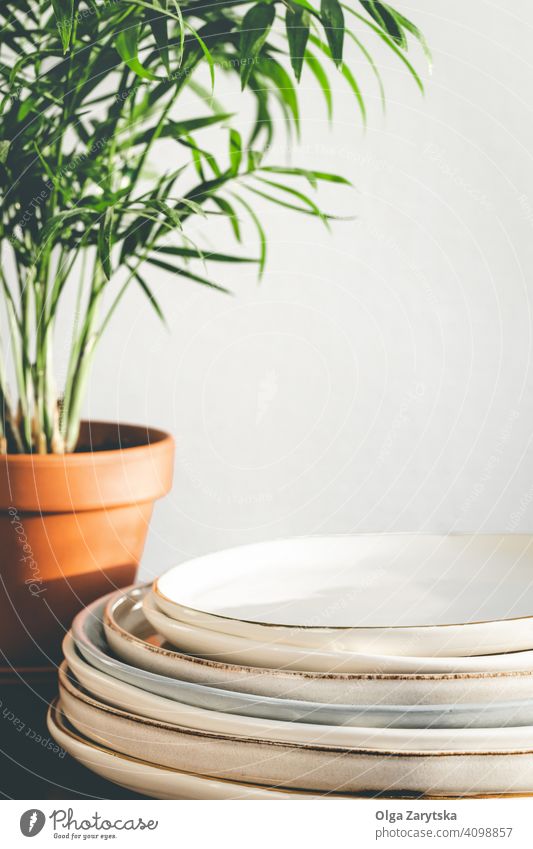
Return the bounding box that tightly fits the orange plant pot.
[0,421,174,667]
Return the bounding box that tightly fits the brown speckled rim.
[58,663,533,759]
[107,585,533,683]
[153,532,533,632]
[48,699,324,797]
[48,700,533,800]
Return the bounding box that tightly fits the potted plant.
[0,0,427,666]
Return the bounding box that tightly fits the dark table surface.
[0,667,146,800]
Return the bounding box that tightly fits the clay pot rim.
[1,420,173,466]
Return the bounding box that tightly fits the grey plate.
[72,592,533,730]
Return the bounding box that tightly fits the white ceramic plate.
[154,535,533,657]
[143,589,533,675]
[59,672,533,797]
[107,585,533,704]
[47,702,322,800]
[60,652,533,753]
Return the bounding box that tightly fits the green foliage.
[286,5,310,82]
[240,3,276,88]
[321,0,345,67]
[0,0,428,453]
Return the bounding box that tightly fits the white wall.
[83,0,533,581]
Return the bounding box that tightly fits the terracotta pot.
[0,421,174,667]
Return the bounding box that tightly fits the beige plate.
[106,586,533,703]
[154,535,533,656]
[59,667,533,796]
[47,701,326,800]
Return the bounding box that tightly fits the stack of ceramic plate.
[49,535,533,798]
